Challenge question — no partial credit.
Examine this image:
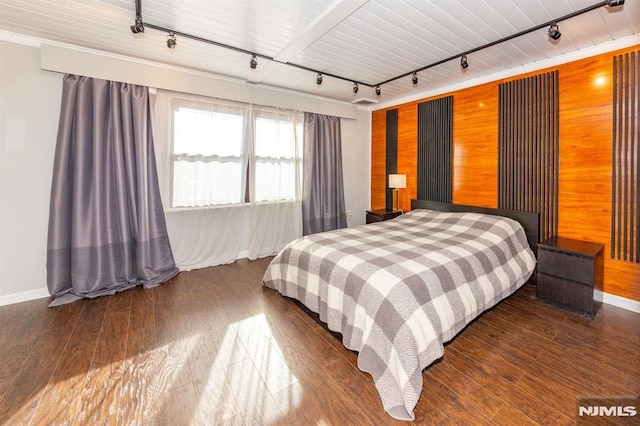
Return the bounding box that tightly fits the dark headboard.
[410,200,540,254]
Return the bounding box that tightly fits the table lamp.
[388,174,406,211]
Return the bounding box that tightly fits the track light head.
[607,0,624,6]
[548,23,561,41]
[412,72,418,85]
[166,32,177,49]
[375,85,381,96]
[353,82,359,94]
[460,54,469,70]
[316,73,323,85]
[250,54,257,69]
[130,17,144,34]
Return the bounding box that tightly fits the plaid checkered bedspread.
[262,209,536,421]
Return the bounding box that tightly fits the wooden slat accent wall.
[612,51,640,263]
[417,96,453,202]
[498,71,559,242]
[370,44,640,302]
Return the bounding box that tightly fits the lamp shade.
[389,174,406,189]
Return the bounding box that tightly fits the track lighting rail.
[375,0,615,86]
[130,0,624,93]
[138,15,375,88]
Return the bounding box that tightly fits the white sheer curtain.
[153,90,303,269]
[153,91,249,270]
[248,106,303,259]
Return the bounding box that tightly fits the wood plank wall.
[370,44,640,302]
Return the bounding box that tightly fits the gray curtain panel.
[302,113,347,235]
[46,75,178,306]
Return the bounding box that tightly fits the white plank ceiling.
[1,0,638,108]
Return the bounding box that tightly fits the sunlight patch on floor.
[226,313,302,422]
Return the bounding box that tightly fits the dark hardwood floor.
[0,258,638,425]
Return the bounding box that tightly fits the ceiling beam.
[275,0,369,63]
[246,0,369,84]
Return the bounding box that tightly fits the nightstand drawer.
[537,249,594,285]
[537,273,594,314]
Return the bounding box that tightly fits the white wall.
[341,108,371,226]
[0,40,372,305]
[0,42,61,304]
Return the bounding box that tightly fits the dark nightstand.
[366,209,402,224]
[536,237,604,318]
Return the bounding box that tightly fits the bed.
[262,200,538,421]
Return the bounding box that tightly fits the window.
[170,99,302,208]
[253,108,303,202]
[171,99,248,207]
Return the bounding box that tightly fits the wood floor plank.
[187,329,242,425]
[153,381,200,426]
[0,329,41,397]
[286,304,356,358]
[118,286,163,425]
[30,296,110,425]
[551,332,640,376]
[447,329,527,384]
[323,353,410,425]
[0,300,85,425]
[224,357,287,424]
[231,312,303,398]
[492,402,540,426]
[440,345,574,425]
[421,368,496,426]
[411,396,457,425]
[1,261,638,425]
[627,371,640,394]
[0,297,55,347]
[516,371,585,420]
[492,302,560,341]
[45,298,87,331]
[465,311,545,360]
[263,304,349,368]
[153,287,194,393]
[74,291,132,425]
[532,340,632,397]
[270,358,372,425]
[426,352,506,418]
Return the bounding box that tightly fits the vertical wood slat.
[612,50,640,263]
[417,96,453,202]
[632,52,637,261]
[624,53,629,258]
[498,71,559,242]
[612,55,618,259]
[552,70,559,239]
[385,109,398,210]
[636,51,639,263]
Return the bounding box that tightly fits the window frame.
[252,108,304,203]
[167,98,304,209]
[169,97,249,209]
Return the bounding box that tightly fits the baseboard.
[595,290,640,314]
[0,287,50,307]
